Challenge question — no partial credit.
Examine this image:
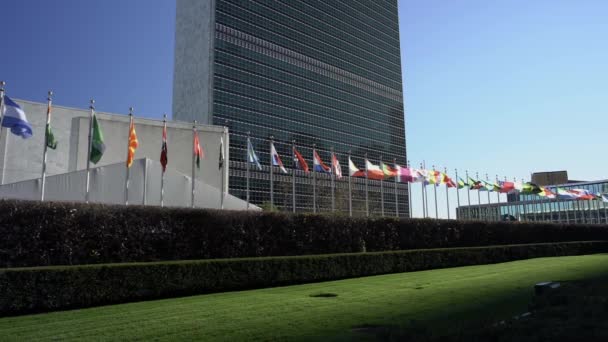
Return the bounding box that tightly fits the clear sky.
[1,0,607,217]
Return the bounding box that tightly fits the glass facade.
[176,0,407,215]
[457,180,608,224]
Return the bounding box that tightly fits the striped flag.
[2,96,32,139]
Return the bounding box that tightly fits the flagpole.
[394,158,399,218]
[423,161,429,218]
[421,162,426,218]
[444,167,450,220]
[432,165,438,219]
[520,178,528,221]
[85,100,94,203]
[495,175,500,221]
[0,81,5,146]
[556,189,562,223]
[466,171,471,220]
[246,132,250,210]
[124,108,134,206]
[348,151,353,217]
[475,172,481,220]
[485,173,491,221]
[365,153,369,217]
[191,120,196,208]
[40,90,53,202]
[407,160,412,218]
[313,144,317,213]
[269,135,274,209]
[0,82,6,185]
[160,114,167,207]
[595,199,601,224]
[292,140,296,213]
[504,176,511,220]
[455,169,461,219]
[220,127,226,210]
[331,147,335,212]
[380,156,385,217]
[602,196,608,223]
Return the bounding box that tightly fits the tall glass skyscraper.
[173,0,408,216]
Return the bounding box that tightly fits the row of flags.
[2,90,606,213]
[0,94,216,171]
[0,91,225,206]
[246,140,608,204]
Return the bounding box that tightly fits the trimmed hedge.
[1,199,608,267]
[1,241,607,316]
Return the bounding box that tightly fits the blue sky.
[2,0,607,216]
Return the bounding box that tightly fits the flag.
[331,153,342,179]
[479,180,495,192]
[247,138,262,170]
[380,161,397,178]
[520,182,542,195]
[293,147,309,173]
[313,150,330,173]
[160,123,168,172]
[2,96,32,138]
[443,173,457,188]
[556,187,578,199]
[602,193,608,203]
[89,114,105,164]
[418,169,429,183]
[44,101,57,149]
[568,188,596,200]
[395,165,416,183]
[45,123,57,150]
[349,157,365,177]
[365,159,384,180]
[126,118,139,168]
[219,136,225,170]
[468,177,483,190]
[270,142,287,173]
[427,170,443,186]
[537,187,556,199]
[457,178,467,189]
[497,181,515,193]
[193,130,203,169]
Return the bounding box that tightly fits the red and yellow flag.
[127,117,139,168]
[193,130,204,168]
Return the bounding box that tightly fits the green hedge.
[1,199,608,268]
[1,241,606,316]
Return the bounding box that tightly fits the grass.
[1,254,608,341]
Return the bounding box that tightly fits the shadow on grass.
[353,271,608,342]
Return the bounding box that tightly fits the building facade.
[173,0,408,216]
[457,179,608,224]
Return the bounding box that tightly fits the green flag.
[45,123,57,150]
[521,182,542,195]
[90,114,105,164]
[457,178,467,189]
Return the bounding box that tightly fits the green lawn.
[2,254,608,341]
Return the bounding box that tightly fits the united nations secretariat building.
[173,0,409,216]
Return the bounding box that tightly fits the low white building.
[0,99,254,209]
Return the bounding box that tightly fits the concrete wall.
[0,99,228,193]
[172,0,215,125]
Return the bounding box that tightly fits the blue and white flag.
[2,96,33,139]
[247,138,262,170]
[270,142,287,173]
